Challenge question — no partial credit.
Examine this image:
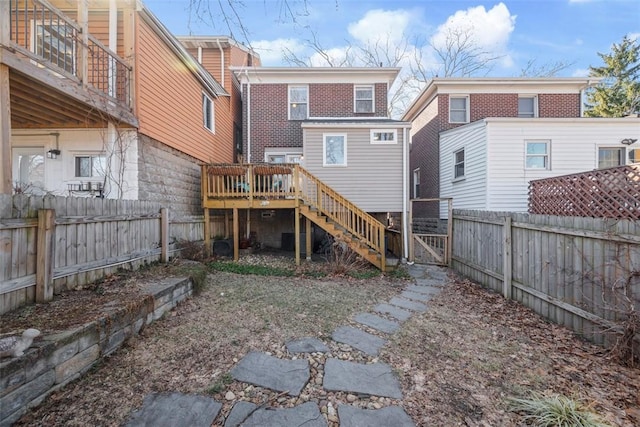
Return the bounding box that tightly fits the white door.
[12,147,46,194]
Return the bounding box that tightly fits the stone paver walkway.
[124,264,450,426]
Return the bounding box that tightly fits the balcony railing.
[8,0,131,107]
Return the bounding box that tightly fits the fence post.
[502,215,512,299]
[36,209,55,303]
[408,200,414,262]
[447,199,453,266]
[204,208,211,257]
[160,208,169,263]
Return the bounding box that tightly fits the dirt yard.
[2,256,639,426]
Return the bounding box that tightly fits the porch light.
[621,138,637,145]
[47,149,61,159]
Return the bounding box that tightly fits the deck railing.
[8,0,131,107]
[203,163,385,255]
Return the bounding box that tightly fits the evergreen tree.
[585,36,640,117]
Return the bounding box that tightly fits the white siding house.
[439,117,640,215]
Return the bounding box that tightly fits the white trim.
[323,133,347,167]
[302,121,411,129]
[596,145,626,169]
[202,92,215,133]
[264,148,303,163]
[453,148,465,179]
[288,84,309,120]
[370,129,397,144]
[412,168,420,199]
[449,95,469,124]
[354,84,374,113]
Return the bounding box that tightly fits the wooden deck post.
[294,207,301,266]
[160,208,169,262]
[447,199,453,266]
[409,200,414,262]
[305,217,312,261]
[502,215,512,299]
[380,226,386,272]
[0,64,11,194]
[204,208,210,257]
[233,208,239,261]
[36,209,55,303]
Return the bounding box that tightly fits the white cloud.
[430,3,516,68]
[629,32,640,42]
[347,9,414,45]
[251,38,306,65]
[572,68,590,77]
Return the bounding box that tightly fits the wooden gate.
[409,198,452,266]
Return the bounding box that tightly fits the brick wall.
[243,82,389,162]
[538,93,581,117]
[137,135,202,216]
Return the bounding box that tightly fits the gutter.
[402,127,409,262]
[246,70,251,163]
[216,39,225,87]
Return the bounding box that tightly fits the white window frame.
[518,95,538,118]
[203,93,215,133]
[453,148,465,180]
[597,146,626,169]
[323,133,347,167]
[264,148,303,164]
[288,85,309,120]
[74,153,106,179]
[412,168,420,198]
[354,85,374,113]
[370,129,397,144]
[525,140,550,170]
[449,96,469,124]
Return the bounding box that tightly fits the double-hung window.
[598,147,625,169]
[518,96,537,118]
[449,96,469,123]
[453,149,465,179]
[525,140,550,169]
[75,154,106,178]
[323,134,347,166]
[413,168,420,198]
[203,93,214,132]
[289,85,308,120]
[354,85,374,113]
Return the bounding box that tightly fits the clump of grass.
[208,261,295,277]
[387,265,411,280]
[206,372,233,395]
[348,269,380,279]
[509,393,609,427]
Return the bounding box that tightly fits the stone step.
[124,392,221,427]
[400,290,433,302]
[285,337,329,354]
[323,359,403,399]
[226,401,326,427]
[331,326,386,356]
[338,405,415,427]
[230,351,309,396]
[354,313,400,334]
[373,303,412,322]
[388,297,427,313]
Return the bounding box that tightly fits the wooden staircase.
[201,163,388,271]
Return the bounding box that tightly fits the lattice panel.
[529,164,640,219]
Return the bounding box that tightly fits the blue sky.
[144,0,639,77]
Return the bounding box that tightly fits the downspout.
[246,70,251,163]
[402,127,409,263]
[215,39,225,87]
[197,46,202,63]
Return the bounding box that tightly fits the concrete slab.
[354,313,400,334]
[124,392,221,427]
[373,304,412,322]
[285,337,329,354]
[224,401,258,427]
[230,351,309,396]
[338,405,415,427]
[331,326,386,356]
[400,290,432,302]
[240,402,327,427]
[388,297,427,313]
[323,359,402,399]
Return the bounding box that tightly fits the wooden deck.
[201,164,389,270]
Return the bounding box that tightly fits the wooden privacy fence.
[529,164,640,219]
[452,209,640,351]
[0,195,206,315]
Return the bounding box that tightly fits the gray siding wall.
[303,127,404,212]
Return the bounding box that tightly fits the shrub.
[509,393,608,427]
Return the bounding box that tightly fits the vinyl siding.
[303,127,404,212]
[135,17,231,163]
[439,120,488,217]
[485,119,640,212]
